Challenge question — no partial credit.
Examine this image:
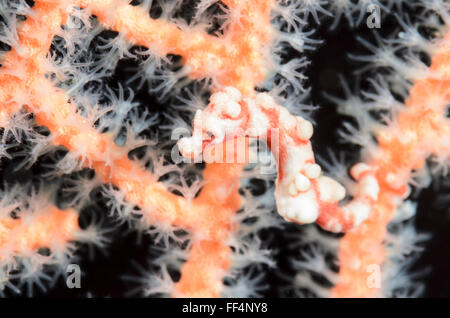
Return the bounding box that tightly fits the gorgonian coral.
[0,0,448,298]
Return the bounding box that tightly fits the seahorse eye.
[205,130,214,139]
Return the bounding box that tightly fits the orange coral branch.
[0,0,261,297]
[0,0,235,231]
[0,1,70,117]
[73,0,275,95]
[0,207,79,258]
[332,31,450,297]
[174,240,231,297]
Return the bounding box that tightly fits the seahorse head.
[178,87,248,159]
